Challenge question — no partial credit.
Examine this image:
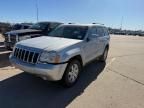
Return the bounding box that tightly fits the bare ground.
[0,34,144,108]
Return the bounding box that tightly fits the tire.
[99,47,108,62]
[62,59,82,87]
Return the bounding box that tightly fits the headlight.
[39,51,60,63]
[19,36,31,41]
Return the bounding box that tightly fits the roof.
[37,21,63,24]
[62,23,105,27]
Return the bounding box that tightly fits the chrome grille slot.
[16,48,20,57]
[14,48,17,56]
[18,49,22,59]
[24,51,29,62]
[26,51,30,62]
[28,52,34,63]
[21,50,25,60]
[33,53,39,63]
[14,47,39,64]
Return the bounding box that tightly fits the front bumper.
[10,56,68,81]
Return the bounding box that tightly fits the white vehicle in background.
[10,23,110,87]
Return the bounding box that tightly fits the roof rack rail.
[92,23,104,25]
[68,23,75,24]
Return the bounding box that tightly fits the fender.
[61,47,83,63]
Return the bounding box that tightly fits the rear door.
[98,27,110,55]
[94,26,106,56]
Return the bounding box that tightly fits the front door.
[82,27,99,63]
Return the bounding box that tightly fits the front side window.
[87,27,98,38]
[96,27,104,37]
[49,25,88,40]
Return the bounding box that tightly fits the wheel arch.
[105,44,109,50]
[68,55,83,67]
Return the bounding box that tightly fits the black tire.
[99,47,108,62]
[62,59,82,87]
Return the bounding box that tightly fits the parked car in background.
[11,23,33,31]
[10,23,110,87]
[1,23,32,38]
[4,21,63,50]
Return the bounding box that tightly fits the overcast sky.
[0,0,144,30]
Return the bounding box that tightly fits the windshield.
[29,23,48,30]
[48,25,88,40]
[12,24,22,30]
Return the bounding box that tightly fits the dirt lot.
[0,34,144,108]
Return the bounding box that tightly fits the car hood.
[6,29,42,36]
[17,36,82,51]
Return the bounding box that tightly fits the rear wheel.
[62,59,82,87]
[99,47,108,62]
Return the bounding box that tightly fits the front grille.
[14,47,39,64]
[4,34,9,42]
[10,34,17,42]
[4,34,17,43]
[5,36,9,42]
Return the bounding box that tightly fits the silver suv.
[10,23,110,87]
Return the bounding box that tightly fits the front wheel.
[62,59,82,87]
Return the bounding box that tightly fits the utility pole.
[120,16,123,30]
[36,0,39,22]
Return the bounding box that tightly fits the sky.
[0,0,144,30]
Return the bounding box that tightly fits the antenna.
[92,23,104,25]
[36,0,39,22]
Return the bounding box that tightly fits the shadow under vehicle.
[0,60,105,108]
